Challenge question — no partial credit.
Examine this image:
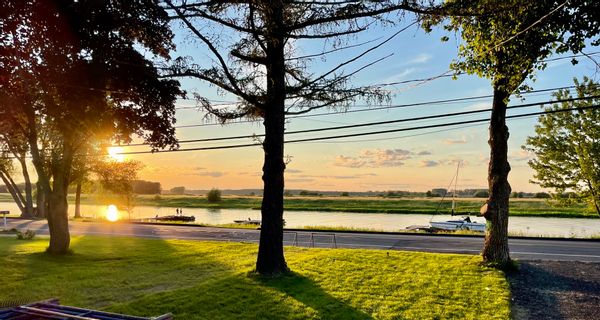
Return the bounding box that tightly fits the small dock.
[234,219,261,225]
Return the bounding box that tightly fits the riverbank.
[2,193,594,218]
[0,236,510,319]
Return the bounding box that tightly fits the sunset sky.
[118,17,598,193]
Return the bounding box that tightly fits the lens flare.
[107,147,125,162]
[106,205,119,222]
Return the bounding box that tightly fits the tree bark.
[74,181,82,218]
[46,184,71,254]
[26,112,72,253]
[481,86,512,267]
[36,181,47,218]
[585,180,600,217]
[17,157,34,218]
[0,170,25,214]
[46,158,72,254]
[256,1,289,276]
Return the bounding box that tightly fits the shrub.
[16,229,36,240]
[473,190,489,198]
[207,188,222,203]
[534,192,551,199]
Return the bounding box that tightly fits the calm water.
[2,202,599,238]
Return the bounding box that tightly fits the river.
[1,202,599,238]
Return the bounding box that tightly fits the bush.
[207,188,222,203]
[534,192,550,199]
[473,190,489,198]
[16,229,36,240]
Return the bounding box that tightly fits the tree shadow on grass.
[508,261,600,320]
[258,271,374,320]
[1,233,252,311]
[108,274,318,319]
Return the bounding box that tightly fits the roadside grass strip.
[0,236,510,319]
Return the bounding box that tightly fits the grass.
[297,225,386,232]
[0,236,510,319]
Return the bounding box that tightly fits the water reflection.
[106,205,119,222]
[0,201,598,237]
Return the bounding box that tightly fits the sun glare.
[108,147,125,162]
[106,205,119,222]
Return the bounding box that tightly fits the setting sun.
[108,147,125,162]
[106,205,119,222]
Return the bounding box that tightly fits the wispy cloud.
[195,171,226,178]
[462,102,491,111]
[510,149,534,162]
[334,149,430,168]
[419,160,440,167]
[406,53,433,65]
[380,67,417,84]
[333,155,366,168]
[443,136,468,145]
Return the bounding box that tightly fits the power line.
[3,103,598,160]
[172,84,581,128]
[120,95,599,146]
[116,103,600,155]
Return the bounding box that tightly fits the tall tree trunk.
[36,181,47,218]
[585,180,600,217]
[26,116,73,253]
[481,86,512,267]
[17,158,34,218]
[0,171,25,214]
[256,1,288,275]
[46,168,71,254]
[74,181,82,218]
[47,191,70,254]
[5,171,27,206]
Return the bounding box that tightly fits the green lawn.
[0,236,510,319]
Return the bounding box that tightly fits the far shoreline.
[1,193,598,219]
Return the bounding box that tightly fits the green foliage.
[206,188,222,203]
[94,160,143,214]
[534,192,551,199]
[0,236,510,319]
[299,190,321,196]
[426,0,600,94]
[15,229,35,240]
[474,190,490,198]
[524,78,600,216]
[511,192,525,198]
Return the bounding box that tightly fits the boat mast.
[452,161,460,215]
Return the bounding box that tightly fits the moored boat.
[155,215,195,222]
[430,216,486,232]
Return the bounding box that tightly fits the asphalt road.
[4,218,600,262]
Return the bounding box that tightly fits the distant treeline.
[0,180,162,195]
[0,183,27,194]
[77,180,161,195]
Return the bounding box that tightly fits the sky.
[118,11,599,193]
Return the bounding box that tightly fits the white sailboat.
[429,162,486,232]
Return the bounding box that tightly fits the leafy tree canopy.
[0,0,183,254]
[424,0,600,93]
[524,77,600,216]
